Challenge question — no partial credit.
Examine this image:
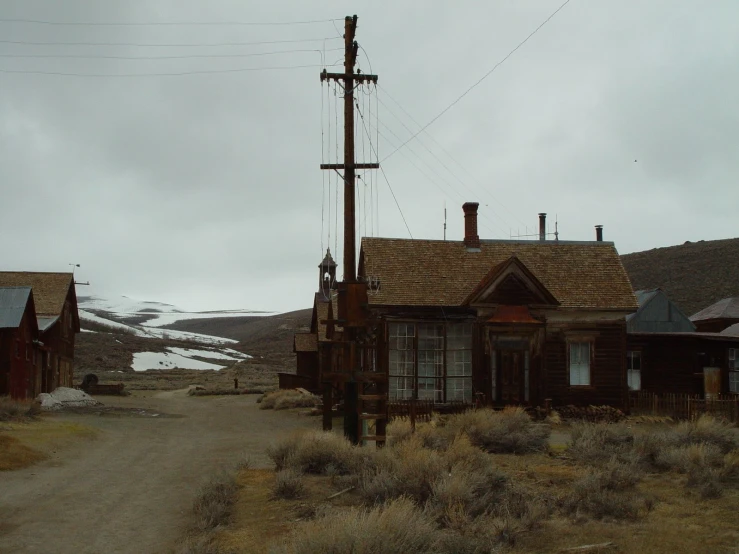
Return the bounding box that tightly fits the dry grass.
[0,396,40,422]
[259,390,320,411]
[0,434,48,471]
[270,497,446,554]
[272,470,304,500]
[192,474,240,532]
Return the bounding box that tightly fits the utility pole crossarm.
[320,71,378,84]
[320,163,380,170]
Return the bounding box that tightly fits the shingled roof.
[359,238,637,310]
[0,272,74,316]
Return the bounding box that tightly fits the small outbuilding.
[0,287,40,399]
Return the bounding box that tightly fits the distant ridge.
[621,238,739,317]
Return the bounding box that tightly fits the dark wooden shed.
[0,287,40,400]
[0,272,80,392]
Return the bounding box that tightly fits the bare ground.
[0,391,318,554]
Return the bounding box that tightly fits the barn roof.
[690,297,739,322]
[721,323,739,338]
[0,272,74,316]
[359,238,637,310]
[0,287,33,329]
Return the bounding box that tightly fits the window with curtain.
[627,351,641,391]
[418,324,444,402]
[569,342,591,386]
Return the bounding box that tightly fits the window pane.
[730,371,739,393]
[446,377,472,403]
[570,342,590,386]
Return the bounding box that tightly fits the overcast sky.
[1,1,737,313]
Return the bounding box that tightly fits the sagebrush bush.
[273,470,305,499]
[674,416,739,454]
[267,430,368,475]
[440,407,550,454]
[567,422,637,466]
[270,497,446,554]
[562,463,646,521]
[0,396,39,421]
[192,474,239,531]
[259,390,320,411]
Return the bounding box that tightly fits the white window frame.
[627,350,642,391]
[446,323,473,403]
[389,323,415,400]
[569,341,591,386]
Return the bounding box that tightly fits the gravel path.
[0,391,317,554]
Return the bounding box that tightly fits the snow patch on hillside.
[132,351,225,371]
[79,309,238,345]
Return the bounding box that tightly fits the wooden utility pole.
[320,15,379,444]
[320,15,379,279]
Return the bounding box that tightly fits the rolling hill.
[621,238,739,317]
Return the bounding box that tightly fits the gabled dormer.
[462,256,560,308]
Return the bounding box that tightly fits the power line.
[0,37,341,47]
[382,0,572,163]
[377,84,528,229]
[0,17,343,27]
[374,92,517,233]
[0,62,339,77]
[355,102,413,239]
[0,48,342,61]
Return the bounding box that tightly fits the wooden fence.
[387,399,471,429]
[629,391,739,424]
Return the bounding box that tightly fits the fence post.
[410,397,416,432]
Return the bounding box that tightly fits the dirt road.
[0,391,317,554]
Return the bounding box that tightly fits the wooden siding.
[544,322,627,410]
[0,307,40,400]
[627,334,739,396]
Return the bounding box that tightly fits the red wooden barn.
[0,287,40,399]
[0,272,80,395]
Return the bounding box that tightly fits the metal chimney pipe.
[595,225,603,242]
[538,213,547,241]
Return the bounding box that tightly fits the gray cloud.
[1,0,737,312]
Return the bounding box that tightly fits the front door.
[500,350,525,404]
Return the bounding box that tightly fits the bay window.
[389,321,473,403]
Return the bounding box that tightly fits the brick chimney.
[462,202,480,249]
[595,225,603,242]
[538,213,547,241]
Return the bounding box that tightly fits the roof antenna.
[443,202,447,241]
[554,214,559,242]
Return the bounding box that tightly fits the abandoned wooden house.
[282,249,340,392]
[690,297,739,333]
[0,272,80,394]
[624,290,739,396]
[293,204,639,411]
[0,287,40,399]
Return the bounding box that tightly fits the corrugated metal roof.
[721,323,739,338]
[38,316,59,332]
[627,288,696,332]
[0,286,32,329]
[690,297,739,321]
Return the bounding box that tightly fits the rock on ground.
[37,387,102,411]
